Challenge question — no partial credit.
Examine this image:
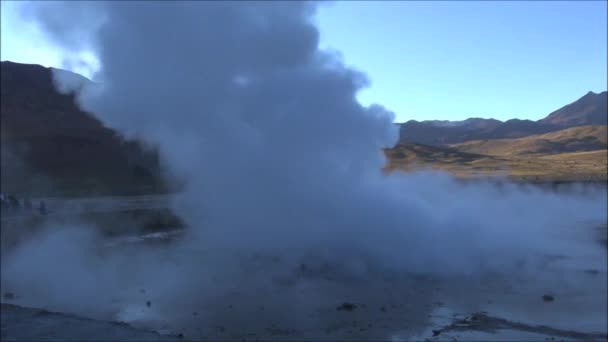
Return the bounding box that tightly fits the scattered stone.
[146,300,151,307]
[542,295,555,302]
[336,303,357,311]
[34,309,50,316]
[265,328,295,335]
[176,333,184,339]
[470,313,483,321]
[432,329,442,337]
[380,306,387,312]
[3,292,15,300]
[111,321,129,326]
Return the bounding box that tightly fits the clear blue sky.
[315,1,607,122]
[1,1,607,122]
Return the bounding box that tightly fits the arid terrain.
[387,91,607,182]
[384,142,607,182]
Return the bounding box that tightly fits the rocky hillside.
[0,61,166,196]
[540,91,607,127]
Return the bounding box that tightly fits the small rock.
[542,295,555,302]
[139,289,146,294]
[380,306,387,312]
[336,303,357,311]
[34,309,50,316]
[146,300,151,307]
[471,313,483,321]
[177,333,184,339]
[192,312,199,316]
[432,329,441,336]
[3,292,15,300]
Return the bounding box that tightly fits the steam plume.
[2,1,606,338]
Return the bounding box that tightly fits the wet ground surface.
[2,244,606,341]
[1,194,606,341]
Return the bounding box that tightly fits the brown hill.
[398,118,505,145]
[540,91,607,127]
[450,125,608,156]
[0,61,166,196]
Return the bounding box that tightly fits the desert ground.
[384,143,607,182]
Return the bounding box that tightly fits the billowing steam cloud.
[2,1,606,338]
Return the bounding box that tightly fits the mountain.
[398,91,608,145]
[413,118,502,129]
[0,61,166,196]
[451,125,608,156]
[486,119,556,139]
[540,91,608,127]
[398,118,556,145]
[398,118,503,145]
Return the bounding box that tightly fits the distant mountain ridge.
[410,118,502,129]
[398,91,608,145]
